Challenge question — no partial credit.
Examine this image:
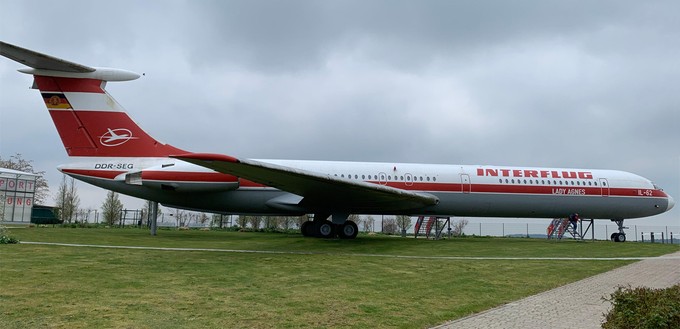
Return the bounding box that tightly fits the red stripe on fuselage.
[378,181,667,198]
[61,169,125,179]
[60,169,668,199]
[141,171,238,182]
[63,169,261,187]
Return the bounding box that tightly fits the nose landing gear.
[610,219,627,242]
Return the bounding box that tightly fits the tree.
[141,200,162,226]
[247,215,262,230]
[101,190,123,225]
[211,213,226,228]
[348,214,361,223]
[0,153,49,204]
[297,214,310,228]
[396,215,412,232]
[198,213,210,225]
[237,215,248,228]
[279,216,294,230]
[55,175,80,223]
[452,219,469,237]
[172,208,188,227]
[76,208,92,223]
[382,217,398,234]
[361,215,375,232]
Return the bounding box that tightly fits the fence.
[17,209,678,243]
[453,220,679,243]
[640,231,677,244]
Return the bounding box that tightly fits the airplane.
[0,41,674,241]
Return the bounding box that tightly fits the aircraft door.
[378,172,387,185]
[599,178,610,196]
[405,173,414,186]
[461,174,471,193]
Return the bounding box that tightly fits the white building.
[0,168,37,223]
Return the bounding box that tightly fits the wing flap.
[172,153,439,212]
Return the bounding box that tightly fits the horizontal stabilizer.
[0,41,95,73]
[1,41,139,81]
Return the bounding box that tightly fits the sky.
[0,0,678,227]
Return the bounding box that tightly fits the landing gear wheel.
[339,220,358,239]
[301,221,314,237]
[610,219,627,243]
[615,233,626,243]
[316,220,336,238]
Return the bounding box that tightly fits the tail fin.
[1,41,185,158]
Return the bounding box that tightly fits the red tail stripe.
[34,76,105,93]
[48,110,185,157]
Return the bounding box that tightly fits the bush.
[0,235,19,244]
[602,284,680,328]
[0,225,19,244]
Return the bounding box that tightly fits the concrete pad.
[434,250,680,329]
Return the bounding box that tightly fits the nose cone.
[668,195,675,211]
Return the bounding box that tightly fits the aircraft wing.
[0,41,95,73]
[172,153,439,212]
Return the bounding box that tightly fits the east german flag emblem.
[42,93,72,109]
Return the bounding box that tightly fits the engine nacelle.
[123,167,239,193]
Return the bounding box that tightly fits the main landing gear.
[610,219,627,243]
[300,214,358,239]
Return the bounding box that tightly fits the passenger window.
[433,177,436,182]
[427,177,430,181]
[499,179,503,183]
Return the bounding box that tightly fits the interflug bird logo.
[99,128,138,147]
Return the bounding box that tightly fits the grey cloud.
[0,0,677,225]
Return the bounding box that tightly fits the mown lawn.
[1,227,677,328]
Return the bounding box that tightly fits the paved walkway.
[434,250,680,329]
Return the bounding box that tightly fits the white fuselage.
[59,157,674,220]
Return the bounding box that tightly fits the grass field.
[1,227,678,328]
